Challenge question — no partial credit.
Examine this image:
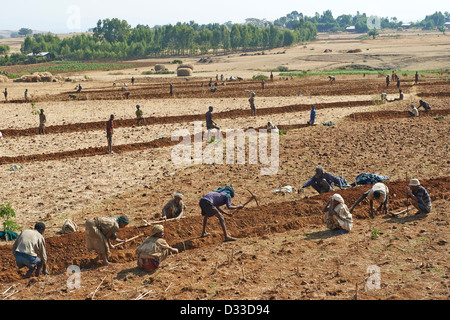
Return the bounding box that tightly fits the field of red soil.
[0,77,421,104]
[0,69,448,302]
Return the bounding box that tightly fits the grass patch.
[280,69,450,77]
[0,70,20,79]
[142,70,174,75]
[252,74,268,80]
[23,61,133,74]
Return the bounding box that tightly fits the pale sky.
[2,0,448,33]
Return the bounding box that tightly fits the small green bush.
[252,74,268,80]
[0,202,21,233]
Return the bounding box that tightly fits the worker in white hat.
[405,179,432,215]
[162,192,186,220]
[322,194,353,233]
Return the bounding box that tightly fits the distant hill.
[0,30,48,39]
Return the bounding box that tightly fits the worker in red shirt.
[106,114,114,154]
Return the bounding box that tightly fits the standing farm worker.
[135,105,146,126]
[350,182,389,218]
[85,215,130,266]
[39,109,46,134]
[307,105,316,125]
[405,179,432,216]
[136,225,178,272]
[106,114,114,154]
[24,89,28,101]
[322,194,353,234]
[249,92,256,116]
[3,88,7,101]
[299,166,345,195]
[199,186,244,242]
[12,222,49,279]
[162,192,186,220]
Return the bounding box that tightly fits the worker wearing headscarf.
[199,186,243,242]
[136,225,178,272]
[85,215,130,266]
[322,194,353,233]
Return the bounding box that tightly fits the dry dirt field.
[0,31,448,305]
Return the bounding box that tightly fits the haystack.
[347,49,362,53]
[177,64,194,70]
[177,68,193,77]
[0,75,8,83]
[154,64,167,72]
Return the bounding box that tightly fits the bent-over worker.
[199,186,243,242]
[85,215,129,266]
[350,182,389,218]
[299,166,344,195]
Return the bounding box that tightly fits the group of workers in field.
[7,72,435,279]
[12,166,432,279]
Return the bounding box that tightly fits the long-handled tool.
[391,208,409,216]
[112,234,144,248]
[138,216,187,229]
[239,189,260,209]
[406,171,410,215]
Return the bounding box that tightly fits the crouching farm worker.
[136,225,178,272]
[162,192,186,220]
[322,194,353,234]
[85,215,129,266]
[405,179,432,216]
[12,222,49,279]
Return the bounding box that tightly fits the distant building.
[26,52,53,58]
[345,26,355,32]
[401,24,411,29]
[445,22,450,28]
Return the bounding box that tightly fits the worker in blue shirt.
[299,166,344,195]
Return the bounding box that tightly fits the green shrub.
[0,202,21,233]
[252,74,268,80]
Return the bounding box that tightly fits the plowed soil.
[0,42,449,302]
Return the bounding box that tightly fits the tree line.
[274,10,450,33]
[0,19,316,66]
[1,10,448,67]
